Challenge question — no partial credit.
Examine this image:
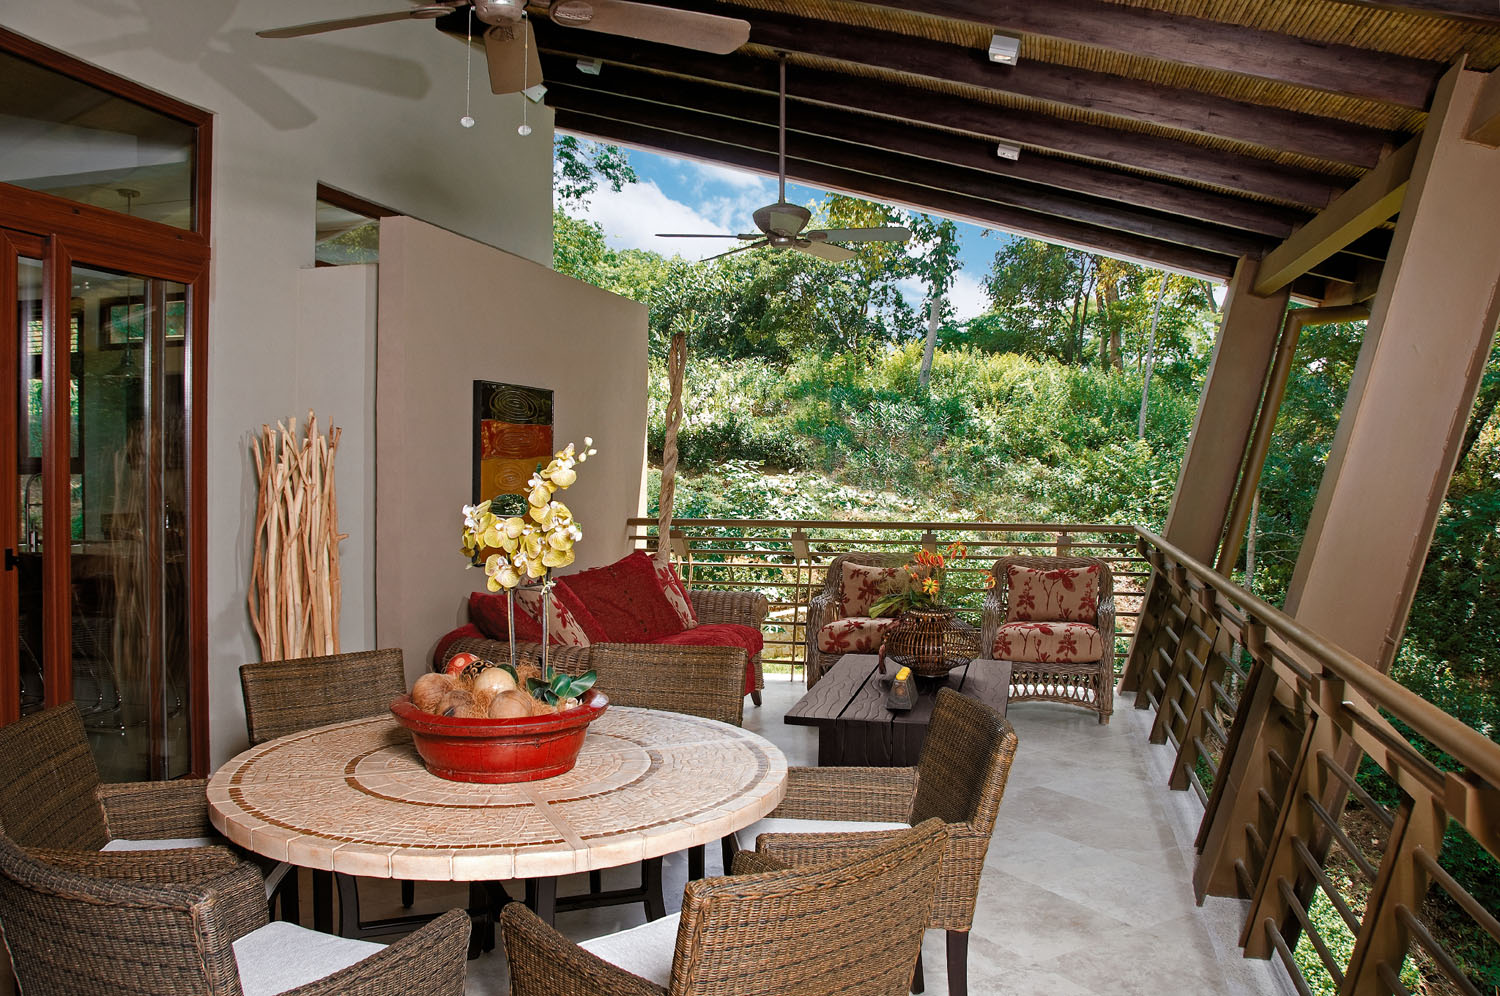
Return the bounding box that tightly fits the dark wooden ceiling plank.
[850,0,1442,108]
[547,82,1272,257]
[554,107,1243,280]
[636,0,1398,166]
[532,42,1347,207]
[1317,0,1500,28]
[536,55,1310,236]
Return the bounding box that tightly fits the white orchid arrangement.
[461,438,597,591]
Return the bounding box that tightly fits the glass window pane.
[71,263,190,779]
[0,50,196,230]
[16,256,44,715]
[315,198,380,265]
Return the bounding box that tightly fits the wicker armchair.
[804,552,910,687]
[501,819,947,996]
[0,833,470,996]
[240,648,445,941]
[730,689,1017,996]
[980,555,1116,724]
[0,702,215,852]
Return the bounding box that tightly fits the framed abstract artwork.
[473,380,554,504]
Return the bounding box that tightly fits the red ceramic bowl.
[390,690,609,783]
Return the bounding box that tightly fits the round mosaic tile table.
[207,706,787,881]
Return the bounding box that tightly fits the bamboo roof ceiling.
[476,0,1500,293]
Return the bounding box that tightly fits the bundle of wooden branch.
[248,412,345,662]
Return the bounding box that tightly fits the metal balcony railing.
[631,516,1500,994]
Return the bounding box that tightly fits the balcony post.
[1284,64,1500,672]
[1163,255,1290,564]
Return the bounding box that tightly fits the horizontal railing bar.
[1188,765,1209,805]
[1192,736,1220,778]
[1315,750,1395,830]
[1414,847,1500,948]
[1139,526,1500,792]
[1292,834,1362,936]
[1264,917,1316,996]
[1278,876,1346,988]
[1377,962,1413,996]
[1396,904,1484,996]
[1304,792,1380,883]
[630,517,1139,532]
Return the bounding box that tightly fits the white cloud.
[688,159,774,192]
[577,179,737,260]
[948,272,990,321]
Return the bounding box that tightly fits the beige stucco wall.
[374,217,649,685]
[2,3,557,766]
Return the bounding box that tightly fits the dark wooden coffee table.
[786,654,1011,766]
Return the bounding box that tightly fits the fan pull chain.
[460,6,475,128]
[518,14,533,136]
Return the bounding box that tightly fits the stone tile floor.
[351,675,1297,996]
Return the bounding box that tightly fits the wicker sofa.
[980,555,1116,724]
[438,588,769,717]
[804,552,911,687]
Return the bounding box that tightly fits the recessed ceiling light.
[995,141,1021,160]
[988,33,1020,66]
[577,58,602,76]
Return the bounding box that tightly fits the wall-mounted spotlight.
[995,141,1021,161]
[988,33,1020,66]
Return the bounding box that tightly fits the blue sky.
[567,142,1015,321]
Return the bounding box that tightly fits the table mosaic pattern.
[207,707,787,881]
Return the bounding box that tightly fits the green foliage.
[553,136,636,207]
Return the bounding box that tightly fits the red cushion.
[561,551,686,643]
[432,623,484,673]
[650,623,763,694]
[469,590,543,643]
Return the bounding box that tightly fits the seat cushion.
[651,623,764,695]
[817,616,898,654]
[1005,564,1100,624]
[101,836,219,851]
[578,912,680,987]
[992,621,1105,663]
[233,920,384,996]
[563,551,686,642]
[732,817,910,851]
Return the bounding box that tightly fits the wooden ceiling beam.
[554,107,1242,280]
[1316,0,1500,28]
[1254,138,1417,295]
[616,1,1396,166]
[849,0,1442,108]
[531,38,1347,207]
[547,82,1271,257]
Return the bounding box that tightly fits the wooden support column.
[1163,256,1290,563]
[1284,65,1500,672]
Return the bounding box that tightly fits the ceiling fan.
[658,55,911,264]
[256,0,750,96]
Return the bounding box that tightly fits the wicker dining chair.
[239,648,425,940]
[502,819,948,996]
[804,551,911,687]
[979,554,1117,724]
[0,832,470,996]
[727,689,1018,996]
[0,702,216,853]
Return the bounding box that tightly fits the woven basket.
[884,607,977,678]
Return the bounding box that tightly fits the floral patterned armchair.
[980,555,1116,724]
[803,552,913,687]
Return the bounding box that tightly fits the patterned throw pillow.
[840,562,915,618]
[651,558,698,629]
[1005,564,1100,624]
[991,621,1105,664]
[513,585,607,647]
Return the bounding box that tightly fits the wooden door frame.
[0,27,212,775]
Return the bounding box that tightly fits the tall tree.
[553,135,637,207]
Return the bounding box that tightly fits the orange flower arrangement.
[870,542,995,617]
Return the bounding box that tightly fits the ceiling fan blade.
[795,240,857,262]
[702,240,768,262]
[257,7,447,39]
[656,233,741,238]
[483,19,544,95]
[557,0,750,54]
[806,226,913,244]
